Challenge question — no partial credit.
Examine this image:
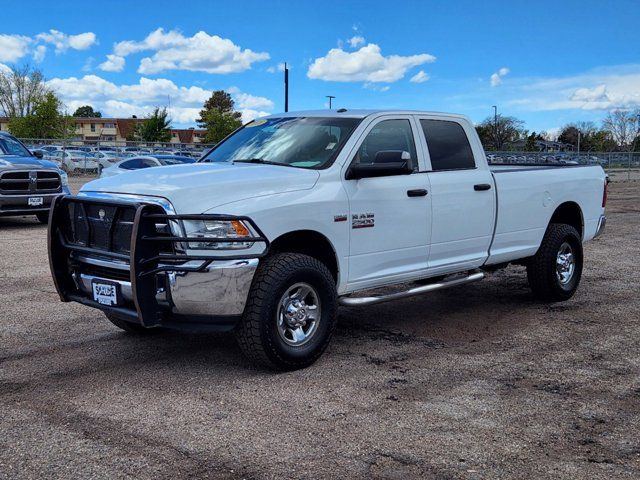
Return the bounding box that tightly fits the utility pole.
[284,63,289,112]
[492,105,498,150]
[326,95,336,109]
[577,129,581,155]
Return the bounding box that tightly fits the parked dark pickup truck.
[0,132,70,223]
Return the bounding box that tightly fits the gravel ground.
[0,180,639,479]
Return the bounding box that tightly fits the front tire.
[235,253,337,370]
[527,223,583,302]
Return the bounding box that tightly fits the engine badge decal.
[352,213,375,229]
[334,214,348,223]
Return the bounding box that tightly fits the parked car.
[90,151,121,174]
[39,145,63,153]
[49,150,100,173]
[47,110,607,370]
[0,132,70,224]
[99,155,195,178]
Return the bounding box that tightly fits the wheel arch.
[549,201,584,239]
[268,230,339,283]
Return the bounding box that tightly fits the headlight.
[184,219,254,250]
[60,172,69,187]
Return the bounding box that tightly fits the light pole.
[284,63,289,112]
[577,129,581,155]
[326,95,336,109]
[492,105,498,150]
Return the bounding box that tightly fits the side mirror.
[32,150,43,159]
[346,150,413,180]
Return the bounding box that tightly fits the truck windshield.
[201,117,361,169]
[0,135,32,157]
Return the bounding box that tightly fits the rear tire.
[235,253,338,370]
[35,212,49,224]
[527,223,583,302]
[105,312,154,334]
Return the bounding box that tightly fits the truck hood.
[81,162,320,212]
[0,155,59,170]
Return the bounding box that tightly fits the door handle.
[407,189,428,197]
[474,184,492,191]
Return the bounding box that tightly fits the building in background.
[0,117,206,145]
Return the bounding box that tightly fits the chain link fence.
[21,138,214,177]
[20,138,640,182]
[487,151,640,182]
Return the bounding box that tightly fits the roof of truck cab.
[262,109,470,120]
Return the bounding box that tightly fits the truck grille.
[0,170,61,195]
[61,199,174,256]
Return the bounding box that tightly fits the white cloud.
[505,65,640,111]
[0,34,32,62]
[238,109,271,123]
[227,86,274,110]
[267,62,287,73]
[106,28,269,75]
[47,74,274,126]
[490,66,510,87]
[348,36,365,48]
[570,84,609,103]
[307,43,435,83]
[33,45,47,63]
[36,30,97,53]
[99,54,125,72]
[364,83,390,92]
[410,70,430,83]
[0,31,97,64]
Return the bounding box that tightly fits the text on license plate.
[92,282,118,306]
[28,197,43,206]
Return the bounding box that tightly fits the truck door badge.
[352,213,375,229]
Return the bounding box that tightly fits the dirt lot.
[1,180,639,479]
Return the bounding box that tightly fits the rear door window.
[420,119,476,171]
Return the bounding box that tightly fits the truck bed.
[486,163,605,265]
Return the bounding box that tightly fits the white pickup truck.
[48,110,607,369]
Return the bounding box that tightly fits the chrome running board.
[338,271,485,307]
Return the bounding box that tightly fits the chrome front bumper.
[75,257,259,317]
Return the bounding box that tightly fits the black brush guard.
[48,195,269,327]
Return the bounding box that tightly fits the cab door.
[342,116,432,290]
[416,116,496,273]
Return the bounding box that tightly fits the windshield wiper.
[233,158,293,167]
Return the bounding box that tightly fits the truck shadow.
[1,266,562,392]
[0,217,46,230]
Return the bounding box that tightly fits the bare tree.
[602,109,640,151]
[477,114,524,150]
[0,64,48,118]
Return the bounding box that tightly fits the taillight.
[602,179,608,208]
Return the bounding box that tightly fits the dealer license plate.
[28,197,43,206]
[91,280,120,306]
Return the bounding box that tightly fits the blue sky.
[2,0,639,135]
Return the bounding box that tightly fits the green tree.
[135,107,172,142]
[73,105,102,118]
[197,90,242,144]
[8,91,74,139]
[524,131,538,151]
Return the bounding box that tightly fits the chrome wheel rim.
[556,242,575,285]
[276,282,321,347]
